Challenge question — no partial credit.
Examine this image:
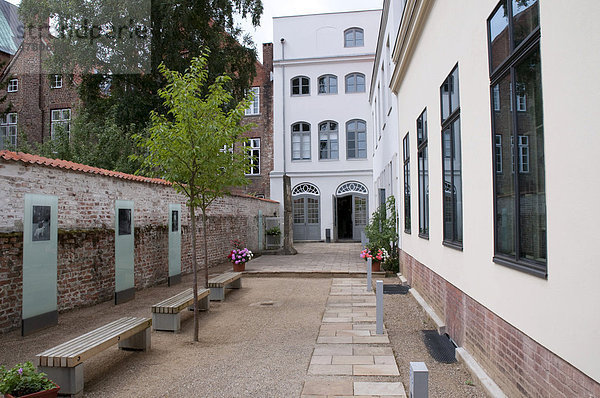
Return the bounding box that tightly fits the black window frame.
[403,133,411,234]
[487,0,546,278]
[440,64,463,250]
[417,108,429,239]
[291,76,310,96]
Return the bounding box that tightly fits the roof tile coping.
[0,150,279,204]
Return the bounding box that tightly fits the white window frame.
[518,135,529,173]
[0,112,17,148]
[495,134,502,173]
[245,138,260,175]
[346,119,367,159]
[345,73,365,93]
[493,85,500,111]
[318,121,339,160]
[51,75,63,89]
[7,79,18,92]
[318,75,337,95]
[245,87,260,116]
[291,122,311,160]
[344,27,364,47]
[51,108,71,139]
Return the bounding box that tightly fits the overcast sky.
[7,0,383,60]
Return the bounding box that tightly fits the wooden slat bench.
[36,317,151,396]
[152,288,210,332]
[208,272,242,301]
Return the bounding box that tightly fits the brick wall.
[0,157,279,333]
[237,43,274,199]
[400,250,600,398]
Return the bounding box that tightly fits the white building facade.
[385,0,600,396]
[270,10,381,241]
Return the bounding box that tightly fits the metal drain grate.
[421,330,456,363]
[383,284,410,295]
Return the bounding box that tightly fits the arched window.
[345,73,366,93]
[318,74,337,94]
[336,181,368,196]
[344,27,364,47]
[346,119,367,159]
[318,121,339,160]
[291,122,311,160]
[292,183,320,196]
[291,76,310,95]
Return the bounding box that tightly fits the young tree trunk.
[202,209,209,288]
[190,204,199,342]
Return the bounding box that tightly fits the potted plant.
[362,196,398,273]
[0,362,60,398]
[227,239,253,272]
[265,225,282,249]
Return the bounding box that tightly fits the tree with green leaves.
[133,52,252,342]
[18,0,262,172]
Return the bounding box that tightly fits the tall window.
[344,28,364,47]
[51,109,71,139]
[318,121,338,160]
[440,65,462,248]
[50,75,63,89]
[291,122,311,160]
[245,138,260,175]
[417,109,429,238]
[0,112,17,149]
[403,133,411,233]
[346,119,367,159]
[345,73,365,93]
[488,0,545,277]
[318,75,337,94]
[291,76,310,96]
[7,79,17,92]
[245,87,260,115]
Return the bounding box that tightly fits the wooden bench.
[152,288,210,332]
[36,317,151,396]
[208,272,242,301]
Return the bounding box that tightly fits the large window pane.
[515,48,545,262]
[452,119,463,244]
[493,73,516,256]
[489,1,509,71]
[512,0,539,49]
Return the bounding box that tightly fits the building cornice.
[270,169,373,178]
[273,53,375,67]
[390,0,434,94]
[369,0,391,102]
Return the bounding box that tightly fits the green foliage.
[364,196,399,272]
[265,226,281,236]
[133,52,252,205]
[18,0,263,173]
[0,361,55,396]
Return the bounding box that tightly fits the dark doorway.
[337,196,353,239]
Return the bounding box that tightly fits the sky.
[6,0,384,60]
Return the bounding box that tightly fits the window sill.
[442,240,463,251]
[291,159,311,162]
[244,113,261,117]
[317,93,338,95]
[493,256,547,279]
[346,157,368,161]
[318,158,339,162]
[418,233,429,240]
[404,229,411,235]
[291,94,310,97]
[345,91,366,94]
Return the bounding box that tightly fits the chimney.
[262,43,273,72]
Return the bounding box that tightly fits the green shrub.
[0,361,56,396]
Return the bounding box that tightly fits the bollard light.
[376,280,383,335]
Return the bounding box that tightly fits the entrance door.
[337,196,353,239]
[293,195,321,240]
[353,195,368,240]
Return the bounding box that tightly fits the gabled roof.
[0,0,22,56]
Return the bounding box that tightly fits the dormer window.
[50,75,62,89]
[291,76,310,96]
[7,79,18,92]
[344,28,364,47]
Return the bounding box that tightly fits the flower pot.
[6,383,60,398]
[371,261,381,272]
[233,262,246,272]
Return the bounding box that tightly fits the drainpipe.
[280,38,286,174]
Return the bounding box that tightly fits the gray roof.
[0,0,22,55]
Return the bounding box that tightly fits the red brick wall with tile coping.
[0,155,279,333]
[400,250,600,398]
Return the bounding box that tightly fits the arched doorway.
[335,181,368,241]
[292,183,321,241]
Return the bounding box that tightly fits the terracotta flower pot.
[233,262,246,272]
[6,383,60,398]
[371,260,381,272]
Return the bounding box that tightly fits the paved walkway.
[245,242,384,276]
[301,278,407,397]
